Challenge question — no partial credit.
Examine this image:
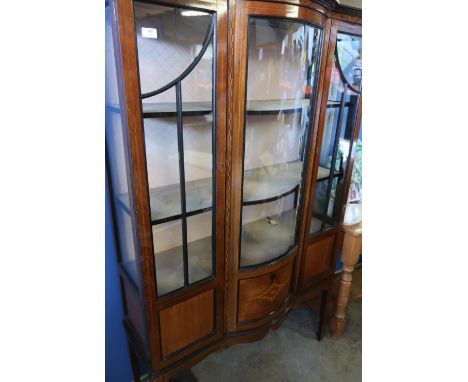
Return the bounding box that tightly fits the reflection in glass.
[106,6,138,285]
[134,2,215,295]
[336,33,362,89]
[134,2,212,95]
[240,18,322,268]
[310,32,361,234]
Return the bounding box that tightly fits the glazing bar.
[176,81,189,287]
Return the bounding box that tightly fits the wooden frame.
[106,0,361,380]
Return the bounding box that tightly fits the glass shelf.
[141,99,310,118]
[243,161,302,205]
[246,99,310,114]
[117,161,308,225]
[142,102,212,117]
[327,100,354,108]
[316,166,344,182]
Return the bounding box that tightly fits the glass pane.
[143,88,182,224]
[106,7,138,285]
[240,18,322,267]
[153,220,184,296]
[187,212,213,284]
[134,2,212,94]
[336,33,362,89]
[310,32,362,234]
[134,1,215,293]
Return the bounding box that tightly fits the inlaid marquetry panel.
[237,262,293,323]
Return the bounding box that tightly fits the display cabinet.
[106,0,361,380]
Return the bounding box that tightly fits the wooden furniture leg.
[316,289,329,341]
[329,222,362,338]
[127,341,141,382]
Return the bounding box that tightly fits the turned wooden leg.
[329,223,362,339]
[127,341,141,382]
[329,264,354,338]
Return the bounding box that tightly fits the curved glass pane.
[134,2,212,95]
[240,17,322,268]
[310,32,362,234]
[336,33,362,89]
[134,2,215,296]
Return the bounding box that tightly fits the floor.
[191,299,362,382]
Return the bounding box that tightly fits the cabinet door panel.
[310,30,362,235]
[159,289,214,357]
[238,262,293,323]
[133,2,216,296]
[302,233,336,285]
[239,17,323,268]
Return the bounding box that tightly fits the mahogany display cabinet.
[105,0,361,380]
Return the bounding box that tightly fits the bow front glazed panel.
[238,18,323,268]
[228,0,326,331]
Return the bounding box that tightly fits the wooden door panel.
[159,289,215,357]
[238,262,293,323]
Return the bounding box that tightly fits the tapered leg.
[316,289,329,341]
[127,341,141,382]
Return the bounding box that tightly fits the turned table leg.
[329,222,362,339]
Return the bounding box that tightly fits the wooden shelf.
[140,99,310,118]
[243,161,302,205]
[117,178,213,225]
[142,102,212,117]
[117,161,305,224]
[240,209,297,268]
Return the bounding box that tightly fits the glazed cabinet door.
[299,19,362,289]
[228,1,325,330]
[109,0,227,369]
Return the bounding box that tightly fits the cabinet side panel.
[122,277,147,346]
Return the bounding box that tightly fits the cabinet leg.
[329,264,354,338]
[127,341,141,382]
[317,289,329,341]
